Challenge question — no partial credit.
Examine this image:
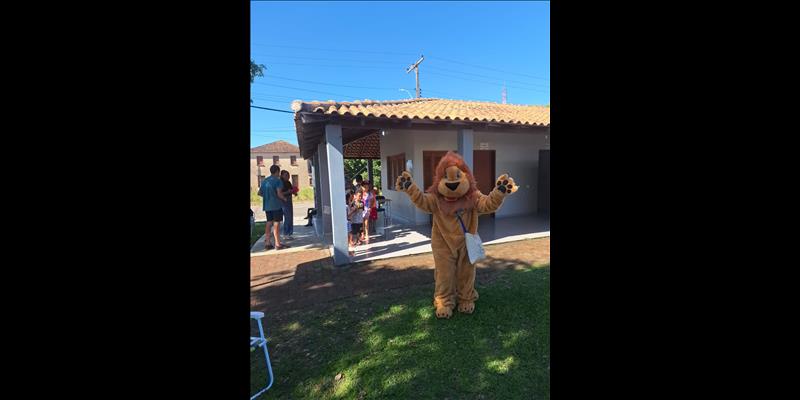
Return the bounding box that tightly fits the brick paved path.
[251,237,550,312]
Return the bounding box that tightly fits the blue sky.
[251,1,550,147]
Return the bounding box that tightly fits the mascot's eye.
[456,171,461,179]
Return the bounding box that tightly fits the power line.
[251,105,293,113]
[251,128,294,133]
[253,82,360,99]
[426,71,550,94]
[251,53,401,65]
[422,89,497,103]
[428,56,549,81]
[251,43,547,81]
[252,63,547,91]
[254,61,399,70]
[251,43,418,57]
[259,74,397,91]
[250,92,300,100]
[253,85,495,104]
[252,133,296,138]
[426,65,549,87]
[251,126,297,130]
[251,98,294,105]
[251,127,296,132]
[252,85,538,104]
[250,97,295,106]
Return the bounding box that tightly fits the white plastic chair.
[250,311,274,399]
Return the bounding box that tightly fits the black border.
[14,0,782,397]
[22,1,253,397]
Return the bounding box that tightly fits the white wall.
[410,130,458,224]
[380,129,458,225]
[380,127,549,224]
[474,131,548,217]
[380,128,418,226]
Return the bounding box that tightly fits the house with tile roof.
[250,140,311,193]
[292,98,550,265]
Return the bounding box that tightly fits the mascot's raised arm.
[395,151,518,319]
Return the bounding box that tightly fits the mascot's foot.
[457,301,475,314]
[435,305,453,319]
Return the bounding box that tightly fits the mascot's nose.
[445,181,460,191]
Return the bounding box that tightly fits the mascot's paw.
[457,301,475,314]
[395,171,414,191]
[435,305,453,319]
[495,174,519,195]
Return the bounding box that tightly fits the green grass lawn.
[296,187,314,202]
[252,187,315,206]
[251,264,550,399]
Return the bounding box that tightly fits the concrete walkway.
[349,213,550,263]
[252,203,549,264]
[251,218,329,255]
[251,200,324,255]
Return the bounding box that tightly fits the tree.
[250,60,265,104]
[344,159,382,192]
[250,59,265,83]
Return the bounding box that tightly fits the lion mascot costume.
[395,151,518,319]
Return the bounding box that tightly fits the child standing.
[349,189,365,246]
[361,182,376,244]
[346,193,354,250]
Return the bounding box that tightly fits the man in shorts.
[258,165,289,250]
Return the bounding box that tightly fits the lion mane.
[426,151,479,215]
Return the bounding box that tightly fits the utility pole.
[405,55,424,98]
[502,84,507,104]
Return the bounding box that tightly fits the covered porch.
[250,211,549,261]
[294,98,550,266]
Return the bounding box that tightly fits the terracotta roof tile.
[292,98,549,126]
[251,140,299,153]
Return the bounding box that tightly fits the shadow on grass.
[251,260,549,400]
[250,252,544,313]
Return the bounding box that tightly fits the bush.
[296,187,314,201]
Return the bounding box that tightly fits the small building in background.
[250,140,311,192]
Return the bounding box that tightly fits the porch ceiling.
[294,114,548,159]
[343,132,380,159]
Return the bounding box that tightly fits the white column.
[312,153,321,211]
[309,153,322,237]
[458,128,474,171]
[317,142,331,237]
[325,124,349,265]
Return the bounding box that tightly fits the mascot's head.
[427,151,478,214]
